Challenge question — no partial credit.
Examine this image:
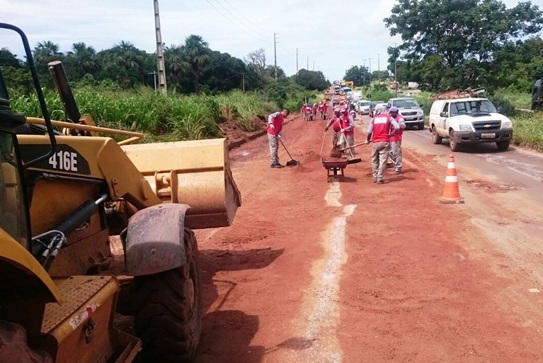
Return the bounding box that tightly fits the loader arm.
[17,134,241,229]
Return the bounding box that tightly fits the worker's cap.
[389,106,399,113]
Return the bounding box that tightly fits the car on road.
[428,97,513,151]
[369,100,385,116]
[356,100,372,115]
[387,97,425,130]
[370,102,388,116]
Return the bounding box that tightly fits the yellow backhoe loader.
[0,23,241,363]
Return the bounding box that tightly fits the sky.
[0,0,526,83]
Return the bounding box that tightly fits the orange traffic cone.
[440,154,464,204]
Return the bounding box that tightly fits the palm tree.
[182,35,210,93]
[33,41,63,76]
[70,42,100,75]
[165,45,184,91]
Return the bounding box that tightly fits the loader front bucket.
[122,138,241,229]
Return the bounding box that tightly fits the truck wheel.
[496,140,510,151]
[449,131,460,152]
[432,126,442,144]
[133,229,202,363]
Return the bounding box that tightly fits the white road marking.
[283,183,355,362]
[325,182,342,207]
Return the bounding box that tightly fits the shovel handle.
[340,142,368,151]
[319,129,327,158]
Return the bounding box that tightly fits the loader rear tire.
[133,229,202,363]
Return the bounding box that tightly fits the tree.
[265,65,286,79]
[245,48,267,85]
[64,42,102,83]
[181,35,210,94]
[97,41,151,88]
[0,48,21,68]
[165,45,190,93]
[384,0,543,89]
[293,69,329,90]
[200,51,247,93]
[33,41,64,85]
[344,66,370,87]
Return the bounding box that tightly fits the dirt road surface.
[193,111,543,363]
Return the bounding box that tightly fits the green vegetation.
[510,112,543,151]
[2,1,543,148]
[384,0,543,92]
[9,84,313,143]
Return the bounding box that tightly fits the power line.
[204,0,269,44]
[216,0,271,38]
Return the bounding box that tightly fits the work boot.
[270,163,284,168]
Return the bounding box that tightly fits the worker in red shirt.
[339,108,356,158]
[325,108,342,147]
[317,102,325,120]
[267,108,290,168]
[365,111,400,183]
[388,106,406,173]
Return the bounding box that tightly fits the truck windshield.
[0,130,29,249]
[393,99,419,108]
[450,100,497,116]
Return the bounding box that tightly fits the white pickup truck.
[428,97,513,151]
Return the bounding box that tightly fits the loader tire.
[133,229,202,363]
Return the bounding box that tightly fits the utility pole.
[296,48,299,73]
[273,33,278,80]
[148,71,157,92]
[377,54,380,72]
[153,0,167,95]
[394,43,398,96]
[368,57,372,84]
[242,73,245,92]
[307,56,309,70]
[313,61,315,71]
[362,59,367,86]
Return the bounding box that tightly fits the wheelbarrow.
[320,131,363,182]
[321,156,349,182]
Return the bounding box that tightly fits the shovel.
[339,142,366,164]
[279,138,299,166]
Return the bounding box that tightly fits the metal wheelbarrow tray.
[322,157,349,182]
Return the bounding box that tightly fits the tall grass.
[11,87,280,142]
[215,90,276,131]
[494,89,532,110]
[511,111,543,151]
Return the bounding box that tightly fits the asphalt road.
[399,125,543,204]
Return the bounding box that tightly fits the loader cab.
[0,23,57,250]
[0,68,31,248]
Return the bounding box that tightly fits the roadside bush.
[487,94,515,117]
[494,88,532,110]
[511,111,543,151]
[366,87,394,102]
